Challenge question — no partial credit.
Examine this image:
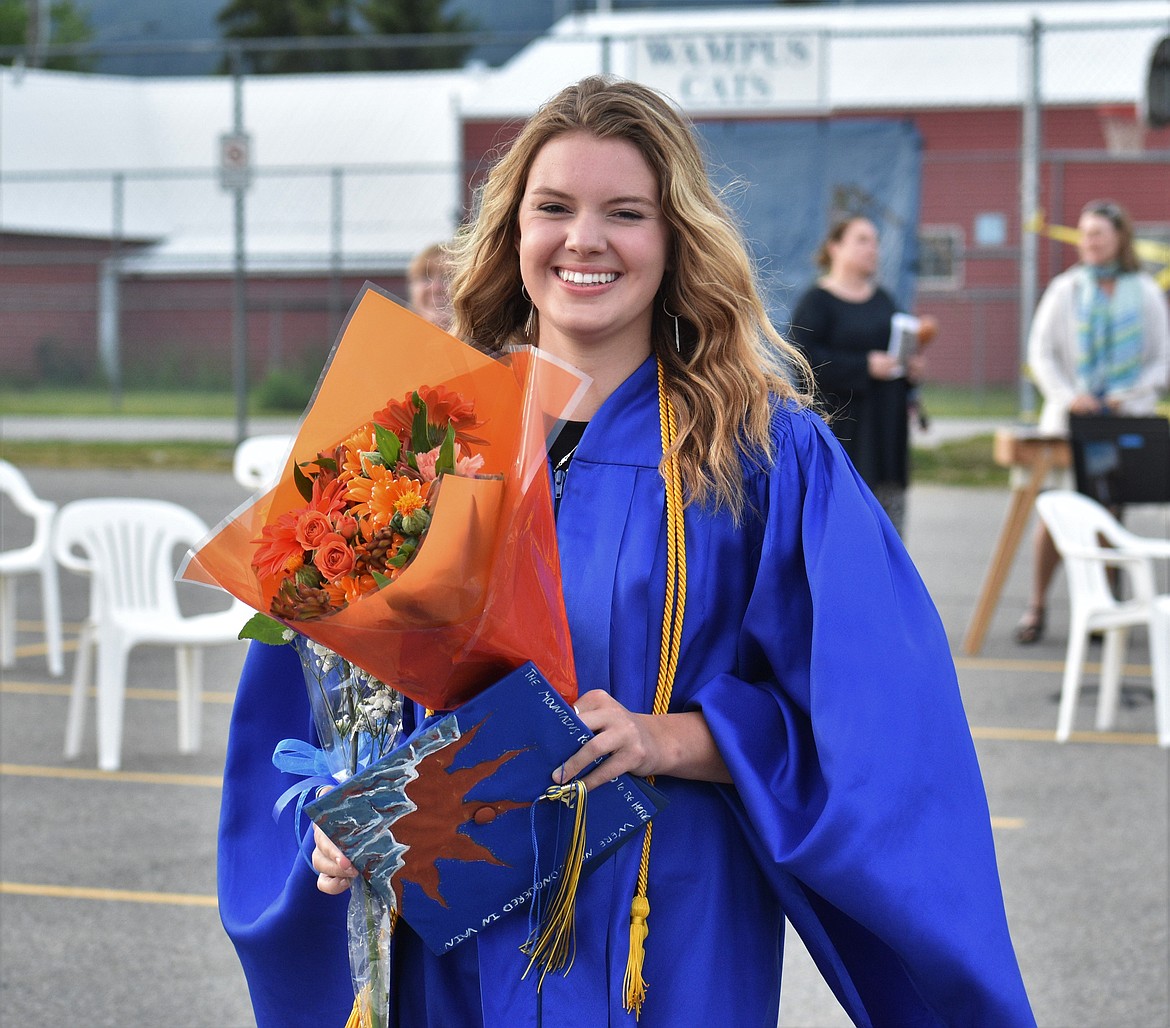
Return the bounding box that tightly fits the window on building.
[917,226,964,291]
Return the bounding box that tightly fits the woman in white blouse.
[1015,199,1169,643]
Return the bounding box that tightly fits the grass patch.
[0,387,243,418]
[917,384,1021,419]
[3,434,1006,488]
[912,434,1007,488]
[0,383,1047,421]
[0,439,234,472]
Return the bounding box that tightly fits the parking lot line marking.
[955,656,1152,676]
[971,726,1159,745]
[0,763,221,787]
[11,641,80,658]
[0,680,235,703]
[13,620,84,631]
[1,881,217,908]
[991,817,1025,829]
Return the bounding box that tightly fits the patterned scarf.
[1075,263,1144,397]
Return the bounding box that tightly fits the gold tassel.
[345,984,379,1028]
[622,892,651,1016]
[521,779,589,989]
[343,994,362,1028]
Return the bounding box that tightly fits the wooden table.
[961,428,1072,655]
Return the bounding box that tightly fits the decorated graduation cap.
[306,662,667,979]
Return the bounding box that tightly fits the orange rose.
[334,513,359,541]
[315,533,357,583]
[296,510,333,550]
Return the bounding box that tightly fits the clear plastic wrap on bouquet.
[291,634,402,1028]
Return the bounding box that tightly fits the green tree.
[0,0,94,71]
[217,0,475,75]
[356,0,474,71]
[217,0,358,74]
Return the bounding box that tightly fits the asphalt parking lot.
[1,461,1167,1027]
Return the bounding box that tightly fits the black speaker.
[1144,35,1170,128]
[1069,414,1170,507]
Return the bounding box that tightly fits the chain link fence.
[1,160,458,393]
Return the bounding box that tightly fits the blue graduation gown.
[218,355,1034,1027]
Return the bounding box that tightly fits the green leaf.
[387,538,417,568]
[292,461,314,502]
[410,391,430,453]
[436,422,456,476]
[371,570,393,589]
[238,612,291,645]
[374,424,401,467]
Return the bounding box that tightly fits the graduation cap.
[305,662,668,978]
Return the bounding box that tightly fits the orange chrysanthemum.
[373,385,487,447]
[310,474,348,517]
[394,485,428,519]
[339,424,379,479]
[323,573,379,608]
[252,510,304,582]
[346,465,430,531]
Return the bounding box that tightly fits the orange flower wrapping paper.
[182,283,587,710]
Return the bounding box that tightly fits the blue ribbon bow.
[271,738,340,870]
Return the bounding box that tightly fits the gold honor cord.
[623,359,687,1018]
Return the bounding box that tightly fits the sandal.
[1014,606,1046,645]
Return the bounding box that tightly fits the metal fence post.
[1017,18,1042,419]
[98,171,124,407]
[330,166,344,336]
[230,47,249,445]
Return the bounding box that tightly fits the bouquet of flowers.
[181,283,588,1026]
[183,283,588,711]
[250,384,490,627]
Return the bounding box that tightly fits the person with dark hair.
[1014,199,1169,644]
[788,215,926,536]
[221,75,1033,1027]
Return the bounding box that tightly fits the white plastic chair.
[53,497,252,771]
[0,460,64,676]
[1035,490,1170,746]
[1151,598,1170,748]
[232,434,292,491]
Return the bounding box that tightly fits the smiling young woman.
[223,75,1035,1028]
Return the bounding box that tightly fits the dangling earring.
[663,300,681,354]
[522,284,536,339]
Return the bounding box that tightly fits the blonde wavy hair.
[447,75,814,517]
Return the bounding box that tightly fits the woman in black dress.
[789,215,925,536]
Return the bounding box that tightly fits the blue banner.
[696,117,923,327]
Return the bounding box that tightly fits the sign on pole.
[219,132,253,191]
